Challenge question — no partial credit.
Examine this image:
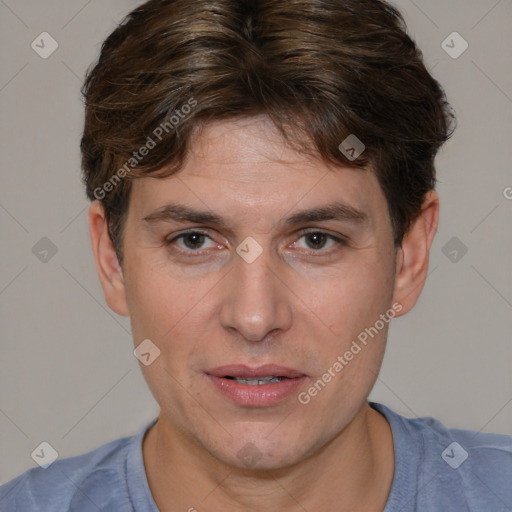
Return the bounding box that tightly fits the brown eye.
[304,232,329,249]
[181,232,207,250]
[294,231,347,252]
[165,230,218,254]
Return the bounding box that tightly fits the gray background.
[1,0,511,484]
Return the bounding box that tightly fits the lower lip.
[207,375,307,407]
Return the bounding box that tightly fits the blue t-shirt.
[1,402,511,511]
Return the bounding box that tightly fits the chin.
[206,430,310,472]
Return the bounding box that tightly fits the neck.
[142,403,394,512]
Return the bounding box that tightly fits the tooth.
[232,376,283,385]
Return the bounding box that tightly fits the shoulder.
[394,405,512,469]
[372,402,512,511]
[0,434,134,512]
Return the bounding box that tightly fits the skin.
[89,116,439,511]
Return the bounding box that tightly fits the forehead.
[129,117,386,229]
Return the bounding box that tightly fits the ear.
[88,201,129,317]
[392,190,439,317]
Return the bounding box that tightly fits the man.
[1,0,511,511]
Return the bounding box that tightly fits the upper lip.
[207,364,306,379]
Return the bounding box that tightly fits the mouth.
[206,364,307,407]
[223,375,287,385]
[207,364,306,383]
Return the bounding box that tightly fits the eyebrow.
[142,203,230,227]
[284,203,368,226]
[141,202,369,228]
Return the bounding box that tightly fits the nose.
[219,245,293,342]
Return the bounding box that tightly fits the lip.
[206,364,307,407]
[207,364,306,379]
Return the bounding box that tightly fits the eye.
[165,230,219,254]
[164,229,348,257]
[293,230,347,252]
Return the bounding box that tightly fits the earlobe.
[392,190,439,317]
[89,201,129,317]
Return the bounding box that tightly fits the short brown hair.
[81,0,455,265]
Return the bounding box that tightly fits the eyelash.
[164,229,348,257]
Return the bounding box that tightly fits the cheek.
[298,319,390,433]
[124,255,198,336]
[124,258,222,376]
[303,255,395,340]
[124,264,213,410]
[295,255,394,407]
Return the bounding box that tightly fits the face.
[114,116,401,469]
